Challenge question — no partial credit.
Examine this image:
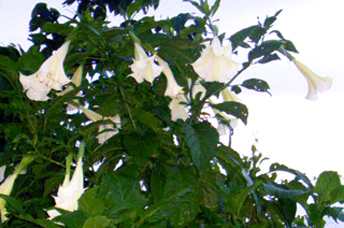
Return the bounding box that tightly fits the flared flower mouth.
[292,59,332,100]
[19,41,72,101]
[129,43,162,84]
[191,37,239,83]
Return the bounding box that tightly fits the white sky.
[0,1,343,226]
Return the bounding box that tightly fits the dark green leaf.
[184,122,219,170]
[258,53,280,64]
[241,78,270,94]
[229,25,263,50]
[276,198,296,226]
[79,187,105,216]
[315,171,342,204]
[263,182,308,199]
[248,40,284,61]
[212,101,248,124]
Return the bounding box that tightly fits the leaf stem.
[119,87,137,130]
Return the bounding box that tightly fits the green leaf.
[83,216,111,228]
[263,182,308,199]
[315,171,342,204]
[0,55,18,73]
[263,9,282,28]
[276,198,297,226]
[98,174,147,217]
[79,187,105,216]
[145,166,200,226]
[56,210,88,228]
[210,0,221,16]
[222,187,249,216]
[212,101,248,124]
[184,122,219,170]
[270,163,313,188]
[284,40,298,53]
[18,46,45,74]
[323,207,344,222]
[248,40,284,61]
[258,53,280,64]
[150,163,166,202]
[241,78,270,94]
[134,110,162,132]
[230,25,263,50]
[42,22,73,36]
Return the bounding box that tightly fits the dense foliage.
[0,0,343,227]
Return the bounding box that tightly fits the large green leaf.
[98,174,147,218]
[184,122,219,170]
[79,187,105,216]
[315,171,343,204]
[145,166,200,226]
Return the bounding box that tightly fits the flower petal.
[129,43,162,84]
[156,56,183,98]
[37,41,71,91]
[292,59,332,100]
[19,73,51,101]
[169,94,188,121]
[192,37,238,83]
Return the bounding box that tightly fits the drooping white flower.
[81,107,121,144]
[191,37,238,83]
[19,41,71,101]
[156,56,183,98]
[169,94,189,121]
[37,41,71,90]
[47,148,85,220]
[129,43,162,84]
[291,58,332,100]
[0,156,33,223]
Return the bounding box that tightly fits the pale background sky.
[0,0,343,226]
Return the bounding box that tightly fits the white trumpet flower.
[156,56,183,98]
[19,41,71,101]
[292,58,332,100]
[191,37,238,83]
[47,148,85,220]
[129,43,162,84]
[169,94,189,122]
[0,156,33,223]
[81,107,121,144]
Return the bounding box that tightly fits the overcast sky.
[0,1,343,225]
